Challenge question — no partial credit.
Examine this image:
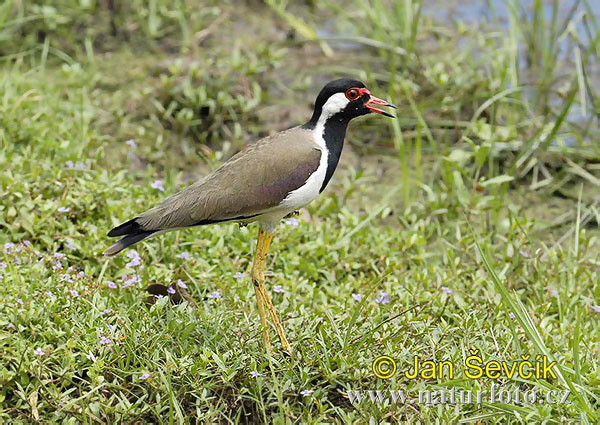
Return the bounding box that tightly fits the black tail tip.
[107,218,141,237]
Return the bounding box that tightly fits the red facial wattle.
[345,87,397,117]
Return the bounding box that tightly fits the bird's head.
[308,78,397,125]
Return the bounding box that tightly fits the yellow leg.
[252,227,292,354]
[253,284,272,354]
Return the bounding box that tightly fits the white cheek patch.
[321,92,350,117]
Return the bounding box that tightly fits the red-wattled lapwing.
[104,78,396,354]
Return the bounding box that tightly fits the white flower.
[57,207,70,213]
[300,389,313,396]
[250,371,261,378]
[351,293,362,302]
[86,351,97,362]
[273,285,285,293]
[125,139,137,148]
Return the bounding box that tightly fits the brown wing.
[136,127,321,230]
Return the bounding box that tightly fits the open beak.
[365,95,397,118]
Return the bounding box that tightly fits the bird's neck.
[303,112,350,192]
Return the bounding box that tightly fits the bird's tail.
[104,218,156,256]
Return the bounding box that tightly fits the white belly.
[257,127,329,233]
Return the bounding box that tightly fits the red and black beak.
[365,94,397,118]
[357,88,397,117]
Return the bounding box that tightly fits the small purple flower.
[376,291,390,305]
[46,291,55,298]
[300,389,313,396]
[34,348,44,356]
[0,262,6,269]
[285,217,299,226]
[17,298,24,305]
[125,139,137,148]
[52,261,63,271]
[7,323,15,329]
[250,371,261,378]
[176,279,187,289]
[441,286,452,294]
[22,240,31,247]
[122,275,141,288]
[107,325,115,332]
[550,289,558,298]
[65,241,76,250]
[140,373,150,380]
[57,207,70,213]
[591,305,600,313]
[351,293,362,302]
[177,252,190,260]
[54,253,66,259]
[107,281,117,289]
[65,160,75,168]
[167,286,176,294]
[126,258,141,268]
[86,351,97,362]
[99,336,111,345]
[273,285,285,293]
[509,312,516,319]
[60,273,73,283]
[75,162,86,169]
[101,309,112,315]
[70,289,79,297]
[127,250,140,260]
[4,243,15,254]
[154,294,164,300]
[519,249,531,258]
[207,291,221,299]
[126,250,141,268]
[233,272,245,279]
[150,180,165,191]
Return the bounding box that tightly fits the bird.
[104,78,396,354]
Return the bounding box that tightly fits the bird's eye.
[345,88,360,100]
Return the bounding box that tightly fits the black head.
[305,78,396,128]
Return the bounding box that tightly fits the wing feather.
[135,127,321,231]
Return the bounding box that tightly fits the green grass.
[1,0,599,423]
